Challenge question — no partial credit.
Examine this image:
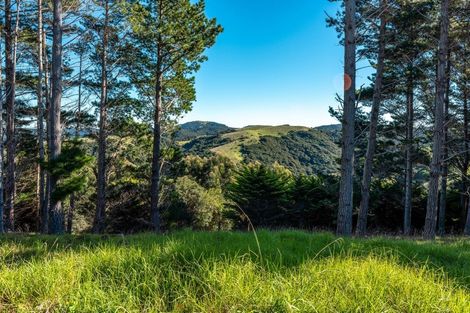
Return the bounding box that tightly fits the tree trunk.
[336,0,356,236]
[438,54,451,236]
[4,0,20,232]
[43,26,51,232]
[68,48,84,235]
[0,35,4,234]
[424,0,449,240]
[464,88,470,236]
[461,49,469,232]
[356,1,387,236]
[37,0,46,233]
[67,194,74,234]
[76,51,83,137]
[94,0,109,234]
[403,72,414,236]
[49,0,64,234]
[150,53,163,233]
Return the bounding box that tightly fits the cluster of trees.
[0,0,222,234]
[3,0,470,237]
[333,0,470,238]
[160,156,431,233]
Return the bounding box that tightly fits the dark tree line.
[332,0,470,238]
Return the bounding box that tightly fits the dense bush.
[172,176,233,230]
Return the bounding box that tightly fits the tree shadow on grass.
[1,230,470,289]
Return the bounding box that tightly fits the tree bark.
[94,0,109,234]
[4,0,20,231]
[49,0,64,234]
[403,71,414,236]
[43,26,51,232]
[68,47,84,235]
[336,0,356,236]
[464,86,470,236]
[461,42,470,232]
[0,34,4,233]
[461,84,469,230]
[37,0,46,233]
[67,194,74,234]
[438,53,451,236]
[356,0,387,236]
[150,49,163,233]
[424,0,449,240]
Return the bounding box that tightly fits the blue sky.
[181,0,372,128]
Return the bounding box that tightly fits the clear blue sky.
[181,0,371,128]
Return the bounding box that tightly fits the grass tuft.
[1,230,469,312]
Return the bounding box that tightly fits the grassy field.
[211,125,310,160]
[1,230,470,312]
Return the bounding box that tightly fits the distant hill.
[176,121,233,141]
[182,124,340,176]
[314,124,341,142]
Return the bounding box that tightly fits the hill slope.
[1,231,469,312]
[176,121,233,141]
[182,124,340,175]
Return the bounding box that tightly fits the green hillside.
[182,124,340,175]
[1,231,470,312]
[176,121,233,141]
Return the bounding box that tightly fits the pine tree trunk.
[438,54,451,236]
[43,27,51,232]
[49,0,64,234]
[403,73,414,236]
[68,49,84,235]
[4,0,20,232]
[424,0,449,240]
[356,1,387,236]
[150,54,163,233]
[37,0,46,233]
[465,190,470,236]
[336,0,356,236]
[0,36,4,234]
[461,55,469,232]
[464,86,470,236]
[67,194,74,234]
[94,0,109,234]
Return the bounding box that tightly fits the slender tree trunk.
[461,47,469,232]
[49,0,64,234]
[67,194,73,233]
[464,83,470,236]
[461,90,469,220]
[424,0,449,240]
[403,72,414,236]
[67,49,84,234]
[76,52,83,137]
[43,27,51,231]
[150,51,163,233]
[356,1,387,236]
[94,0,109,234]
[438,54,451,236]
[336,0,356,236]
[37,0,46,233]
[4,0,20,231]
[0,36,4,233]
[465,183,470,235]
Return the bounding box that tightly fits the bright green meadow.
[1,230,470,312]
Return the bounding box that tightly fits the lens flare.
[344,74,352,91]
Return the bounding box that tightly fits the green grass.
[212,125,310,160]
[1,230,470,312]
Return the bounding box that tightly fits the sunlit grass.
[211,125,310,160]
[1,230,469,312]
